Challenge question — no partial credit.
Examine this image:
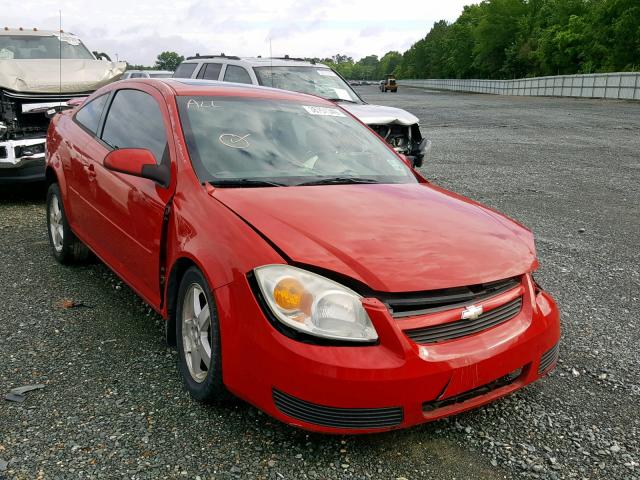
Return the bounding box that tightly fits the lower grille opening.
[423,367,523,413]
[538,342,559,374]
[273,389,403,429]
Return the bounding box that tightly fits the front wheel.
[46,183,89,264]
[176,267,230,403]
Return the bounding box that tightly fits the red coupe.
[45,78,560,434]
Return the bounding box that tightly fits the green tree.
[155,51,184,71]
[378,51,403,77]
[346,0,640,80]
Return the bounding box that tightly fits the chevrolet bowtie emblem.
[461,304,483,320]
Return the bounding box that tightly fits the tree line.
[324,0,639,80]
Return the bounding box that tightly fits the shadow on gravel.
[0,182,46,203]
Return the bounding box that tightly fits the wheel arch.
[165,255,210,347]
[45,165,58,186]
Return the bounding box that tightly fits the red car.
[45,78,560,434]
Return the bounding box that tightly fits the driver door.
[86,86,176,307]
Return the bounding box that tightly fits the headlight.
[254,265,378,343]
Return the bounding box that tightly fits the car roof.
[181,56,330,69]
[0,28,80,38]
[151,78,335,105]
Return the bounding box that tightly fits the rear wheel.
[46,183,89,264]
[176,267,230,403]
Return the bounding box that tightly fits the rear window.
[173,63,197,78]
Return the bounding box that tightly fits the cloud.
[3,0,470,65]
[360,26,385,37]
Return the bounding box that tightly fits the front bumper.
[218,274,560,434]
[0,138,46,184]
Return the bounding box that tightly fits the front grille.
[538,342,559,374]
[423,367,523,412]
[404,296,523,344]
[380,277,521,319]
[273,389,403,429]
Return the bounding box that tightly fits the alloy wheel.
[49,193,64,253]
[181,283,212,383]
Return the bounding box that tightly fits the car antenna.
[269,38,273,88]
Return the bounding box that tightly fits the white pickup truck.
[0,28,125,184]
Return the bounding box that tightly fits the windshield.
[148,72,172,78]
[0,34,94,60]
[177,96,416,187]
[254,66,361,103]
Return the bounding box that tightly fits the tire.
[46,183,89,264]
[176,266,230,403]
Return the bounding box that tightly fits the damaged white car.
[173,55,431,167]
[0,28,126,184]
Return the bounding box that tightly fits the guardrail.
[398,73,640,100]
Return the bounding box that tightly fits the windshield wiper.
[324,98,358,103]
[295,177,380,186]
[209,179,285,188]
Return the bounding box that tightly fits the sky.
[4,0,470,66]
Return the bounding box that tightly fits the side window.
[202,63,222,80]
[130,73,144,78]
[223,65,252,84]
[75,94,109,134]
[173,62,197,78]
[101,89,167,164]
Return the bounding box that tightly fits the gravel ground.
[1,86,638,480]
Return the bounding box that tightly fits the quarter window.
[101,89,168,164]
[75,94,109,134]
[223,65,252,84]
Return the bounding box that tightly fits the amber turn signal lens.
[274,278,306,310]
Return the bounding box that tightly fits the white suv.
[173,55,431,166]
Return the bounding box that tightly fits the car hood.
[212,183,536,293]
[0,59,126,93]
[339,102,419,126]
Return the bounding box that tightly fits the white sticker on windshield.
[333,88,352,101]
[385,157,405,171]
[302,105,346,117]
[317,69,337,77]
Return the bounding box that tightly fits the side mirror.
[104,148,169,186]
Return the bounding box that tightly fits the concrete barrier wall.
[398,73,640,100]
